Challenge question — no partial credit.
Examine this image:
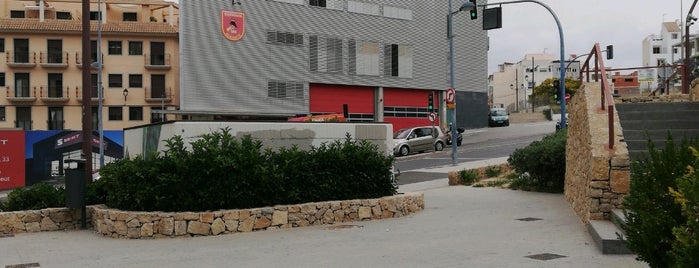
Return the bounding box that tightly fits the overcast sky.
[486,0,693,74]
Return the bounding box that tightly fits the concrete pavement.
[0,158,647,267]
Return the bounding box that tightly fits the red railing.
[579,43,615,149]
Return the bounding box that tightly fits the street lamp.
[448,0,475,166]
[122,88,129,105]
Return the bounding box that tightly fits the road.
[394,120,557,185]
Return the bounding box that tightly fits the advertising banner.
[0,130,26,190]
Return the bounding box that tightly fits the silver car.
[393,126,446,156]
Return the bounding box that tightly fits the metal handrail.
[579,43,615,149]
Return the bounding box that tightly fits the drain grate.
[6,263,41,268]
[525,253,567,261]
[515,217,542,222]
[0,234,15,238]
[326,224,363,230]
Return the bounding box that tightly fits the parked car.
[393,126,446,156]
[488,107,510,127]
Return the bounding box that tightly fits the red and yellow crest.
[221,10,245,41]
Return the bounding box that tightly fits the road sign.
[428,112,437,122]
[565,93,571,102]
[446,87,455,104]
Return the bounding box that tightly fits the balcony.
[5,86,38,103]
[40,51,69,69]
[74,86,100,103]
[144,87,173,103]
[39,85,70,103]
[144,54,171,70]
[75,52,103,69]
[5,51,37,68]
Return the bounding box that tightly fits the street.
[394,121,557,185]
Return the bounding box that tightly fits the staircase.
[616,102,699,162]
[586,101,699,254]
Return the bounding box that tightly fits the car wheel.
[435,141,444,151]
[399,146,410,156]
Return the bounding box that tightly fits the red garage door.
[309,84,374,122]
[383,88,440,131]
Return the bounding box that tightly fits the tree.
[532,77,580,105]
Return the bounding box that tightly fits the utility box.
[64,159,86,209]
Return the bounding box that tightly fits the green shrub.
[458,169,479,185]
[669,147,699,268]
[3,183,65,211]
[622,136,698,268]
[0,199,5,212]
[507,129,567,192]
[485,165,502,178]
[98,128,397,212]
[543,108,552,121]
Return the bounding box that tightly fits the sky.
[486,0,693,74]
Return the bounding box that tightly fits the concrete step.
[587,220,633,254]
[619,121,699,131]
[616,102,699,121]
[621,129,699,143]
[611,209,627,230]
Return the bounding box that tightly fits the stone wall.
[91,192,423,239]
[0,208,93,234]
[564,82,630,223]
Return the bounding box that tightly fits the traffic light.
[606,45,614,60]
[428,92,434,111]
[469,0,477,20]
[552,79,560,100]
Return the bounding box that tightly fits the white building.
[642,21,681,67]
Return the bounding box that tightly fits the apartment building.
[179,0,489,130]
[0,0,179,131]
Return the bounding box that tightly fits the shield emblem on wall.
[221,10,245,41]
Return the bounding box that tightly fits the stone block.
[174,220,187,236]
[23,211,41,223]
[25,222,41,232]
[188,221,211,236]
[114,221,127,235]
[272,211,288,226]
[200,212,214,223]
[182,212,199,220]
[238,216,254,232]
[224,219,239,232]
[223,211,239,220]
[610,169,630,194]
[127,227,140,239]
[211,218,225,235]
[127,218,141,228]
[159,217,174,236]
[254,216,271,230]
[141,223,154,237]
[358,207,372,219]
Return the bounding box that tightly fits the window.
[108,74,123,88]
[48,107,64,130]
[674,47,679,54]
[129,107,143,121]
[0,107,5,121]
[108,107,123,120]
[128,41,142,55]
[348,1,380,16]
[0,38,4,52]
[47,39,63,64]
[90,40,98,63]
[10,11,25,18]
[672,33,678,39]
[349,40,380,76]
[624,78,634,82]
[123,12,137,21]
[652,46,661,54]
[15,107,31,130]
[108,41,122,55]
[267,80,304,99]
[266,31,303,46]
[13,39,29,63]
[129,74,142,88]
[310,0,326,7]
[383,6,413,20]
[383,43,413,78]
[309,35,343,73]
[151,74,166,98]
[91,73,99,96]
[48,73,63,98]
[90,11,102,21]
[14,73,30,97]
[0,72,4,86]
[56,12,72,20]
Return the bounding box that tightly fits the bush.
[507,129,567,192]
[669,147,699,268]
[485,165,502,178]
[622,136,699,268]
[458,169,479,185]
[98,128,397,212]
[3,183,65,211]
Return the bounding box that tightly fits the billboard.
[0,130,26,190]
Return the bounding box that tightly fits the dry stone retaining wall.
[564,82,630,223]
[0,192,423,238]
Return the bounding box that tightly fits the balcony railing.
[75,52,103,69]
[74,86,100,102]
[40,85,70,103]
[5,85,38,103]
[14,120,32,131]
[144,86,173,103]
[579,43,615,150]
[40,51,69,68]
[144,53,171,69]
[47,120,65,130]
[5,51,37,68]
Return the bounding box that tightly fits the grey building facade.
[179,0,488,129]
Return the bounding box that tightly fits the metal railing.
[579,43,615,149]
[40,51,69,65]
[40,85,70,98]
[144,53,171,66]
[5,51,36,64]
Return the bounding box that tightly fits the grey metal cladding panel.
[180,0,487,113]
